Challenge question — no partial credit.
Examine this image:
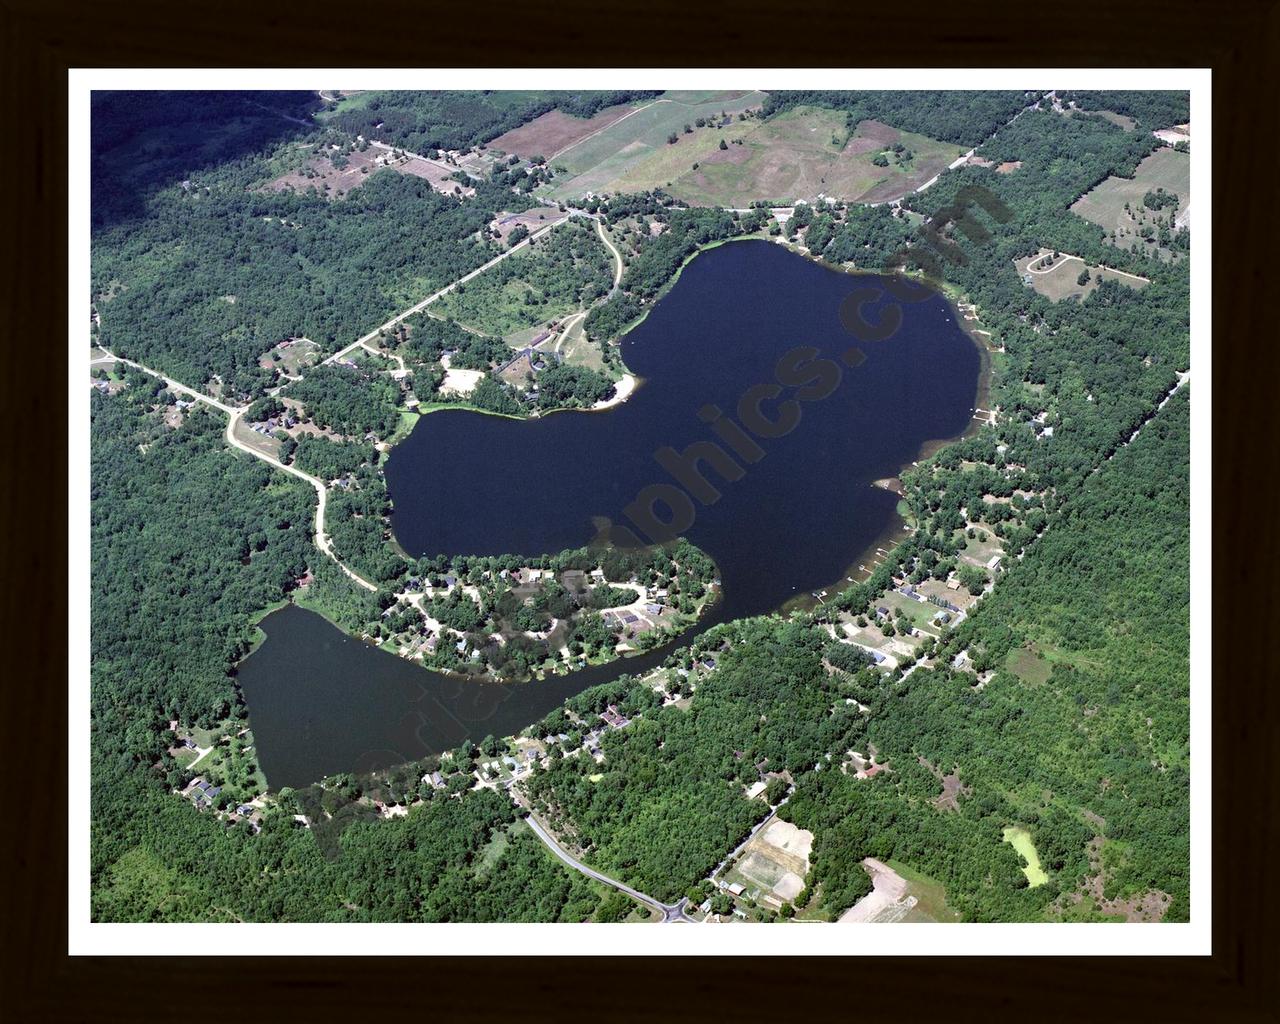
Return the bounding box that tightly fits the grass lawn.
[879,590,938,628]
[1013,249,1149,303]
[230,418,283,461]
[389,409,420,444]
[885,859,962,922]
[171,746,201,768]
[1006,646,1053,686]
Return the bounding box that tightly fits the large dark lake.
[240,240,980,789]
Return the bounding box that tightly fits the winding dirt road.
[94,350,378,592]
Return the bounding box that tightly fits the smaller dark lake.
[239,602,698,789]
[240,240,981,789]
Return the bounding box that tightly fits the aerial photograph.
[86,83,1193,929]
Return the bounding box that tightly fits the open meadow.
[543,100,963,207]
[543,90,767,198]
[489,103,640,161]
[667,109,963,207]
[1013,249,1150,302]
[1070,147,1190,257]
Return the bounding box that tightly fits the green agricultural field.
[545,90,767,198]
[1003,826,1049,887]
[1070,147,1190,259]
[666,108,964,208]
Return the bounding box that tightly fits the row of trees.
[325,90,662,154]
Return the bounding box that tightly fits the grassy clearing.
[553,313,607,374]
[885,859,961,922]
[388,409,420,445]
[880,591,940,631]
[1003,826,1049,887]
[670,109,962,207]
[432,219,611,337]
[475,820,520,876]
[546,90,767,198]
[1006,646,1052,686]
[1082,109,1137,131]
[1013,249,1149,303]
[1070,148,1189,259]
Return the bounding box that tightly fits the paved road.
[93,351,239,415]
[523,811,689,922]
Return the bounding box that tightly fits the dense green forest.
[89,392,612,922]
[791,393,1190,920]
[91,90,321,227]
[322,90,662,153]
[285,364,402,438]
[1057,91,1190,129]
[526,619,866,903]
[93,139,524,399]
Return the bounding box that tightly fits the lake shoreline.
[244,240,983,786]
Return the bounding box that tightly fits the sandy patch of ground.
[1153,124,1190,146]
[438,355,484,397]
[760,819,813,864]
[727,817,814,907]
[593,373,636,410]
[838,858,918,923]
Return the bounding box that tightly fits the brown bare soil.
[489,206,562,243]
[1056,836,1173,922]
[489,104,637,160]
[263,149,471,200]
[919,757,971,812]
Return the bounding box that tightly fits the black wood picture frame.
[2,1,1273,1018]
